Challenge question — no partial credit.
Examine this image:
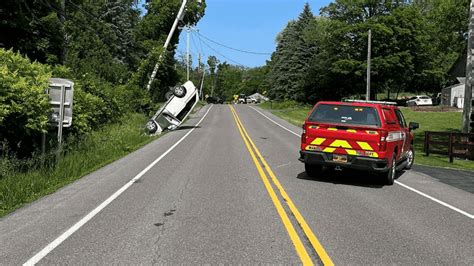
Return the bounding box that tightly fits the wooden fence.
[424,131,474,163]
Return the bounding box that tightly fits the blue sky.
[141,0,333,68]
[177,0,332,68]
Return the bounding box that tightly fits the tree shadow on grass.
[296,168,406,189]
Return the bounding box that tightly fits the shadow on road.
[296,169,406,189]
[175,125,201,131]
[412,165,474,193]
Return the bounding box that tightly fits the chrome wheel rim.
[146,121,156,131]
[175,87,184,95]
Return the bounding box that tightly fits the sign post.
[47,78,74,161]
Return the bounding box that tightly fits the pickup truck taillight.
[301,123,307,144]
[379,130,388,151]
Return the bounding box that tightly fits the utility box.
[47,78,74,127]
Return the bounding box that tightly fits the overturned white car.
[146,81,199,134]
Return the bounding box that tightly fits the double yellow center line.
[229,106,334,266]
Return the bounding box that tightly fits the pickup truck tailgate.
[303,125,381,158]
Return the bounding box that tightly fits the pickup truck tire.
[173,86,187,98]
[405,145,415,170]
[305,163,322,178]
[385,154,396,185]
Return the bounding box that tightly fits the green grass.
[260,102,474,171]
[0,113,159,217]
[399,108,473,170]
[259,101,312,126]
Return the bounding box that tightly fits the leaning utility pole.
[146,0,188,91]
[463,0,474,133]
[186,26,191,80]
[366,29,372,101]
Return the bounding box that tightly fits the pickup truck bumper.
[299,151,389,172]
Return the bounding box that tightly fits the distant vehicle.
[146,81,199,134]
[238,94,247,104]
[300,100,419,185]
[406,95,433,106]
[206,96,224,104]
[248,97,259,104]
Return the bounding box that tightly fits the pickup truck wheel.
[405,145,415,170]
[385,154,396,185]
[173,86,187,98]
[305,163,322,177]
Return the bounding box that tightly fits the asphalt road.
[1,104,473,265]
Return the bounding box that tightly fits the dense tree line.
[191,1,468,104]
[0,0,205,157]
[267,0,469,103]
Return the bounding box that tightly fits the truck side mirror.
[409,122,419,131]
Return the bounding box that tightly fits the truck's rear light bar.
[344,99,397,106]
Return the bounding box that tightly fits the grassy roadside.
[0,113,159,217]
[260,102,474,171]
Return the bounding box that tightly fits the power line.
[66,1,119,31]
[193,32,245,67]
[195,31,272,56]
[67,1,99,22]
[190,32,204,58]
[196,30,206,58]
[38,0,98,34]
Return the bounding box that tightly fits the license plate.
[333,154,348,163]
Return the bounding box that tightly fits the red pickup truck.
[299,100,419,185]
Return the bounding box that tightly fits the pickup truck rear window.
[308,104,381,127]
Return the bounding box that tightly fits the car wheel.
[405,145,415,170]
[305,163,322,177]
[385,154,396,185]
[146,120,158,134]
[173,86,187,98]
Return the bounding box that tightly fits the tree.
[100,0,141,68]
[268,3,314,101]
[135,0,206,99]
[0,0,63,64]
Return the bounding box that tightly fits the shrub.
[0,49,52,156]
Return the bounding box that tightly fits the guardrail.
[424,131,474,163]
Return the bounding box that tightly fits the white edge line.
[249,105,474,220]
[249,106,300,137]
[394,181,473,219]
[23,105,214,266]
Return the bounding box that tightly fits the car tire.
[305,163,322,177]
[405,145,415,170]
[173,86,187,98]
[146,120,158,134]
[385,154,396,185]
